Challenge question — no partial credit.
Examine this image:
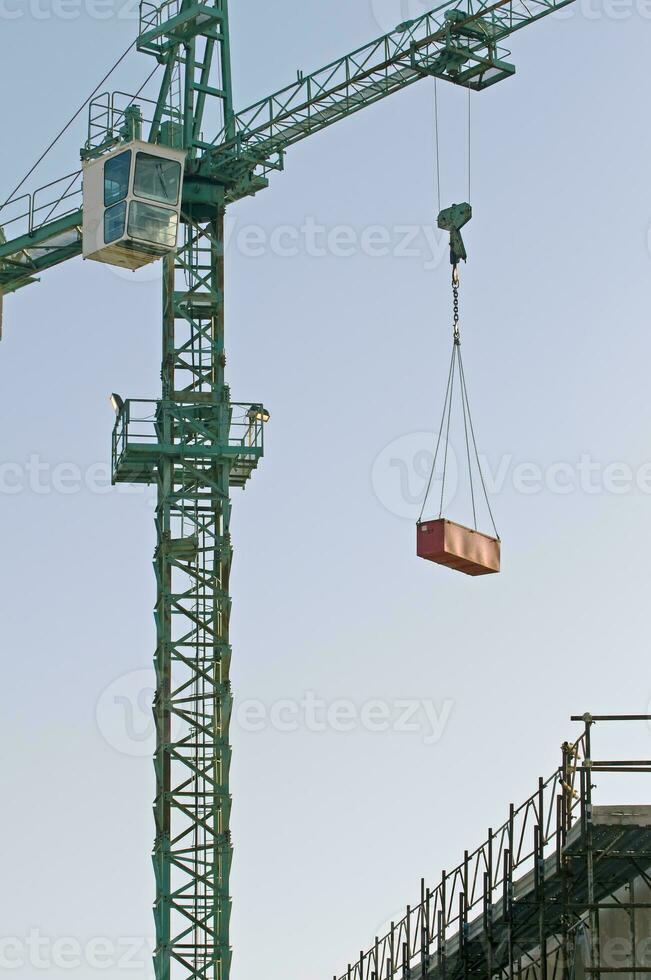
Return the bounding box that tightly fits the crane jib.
[0,0,579,302]
[1,2,578,976]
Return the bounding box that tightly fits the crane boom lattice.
[0,0,591,977]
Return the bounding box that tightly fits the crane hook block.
[437,202,472,266]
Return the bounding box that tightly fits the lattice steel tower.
[0,0,582,977]
[113,6,264,977]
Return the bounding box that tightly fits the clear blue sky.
[1,1,651,978]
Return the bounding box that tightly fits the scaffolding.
[335,715,651,980]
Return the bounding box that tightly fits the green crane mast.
[0,0,576,977]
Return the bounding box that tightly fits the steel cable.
[419,270,499,538]
[0,40,137,213]
[457,348,500,538]
[418,345,455,523]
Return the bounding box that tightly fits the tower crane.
[0,0,576,977]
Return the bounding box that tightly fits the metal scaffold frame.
[335,715,651,980]
[111,6,246,975]
[6,0,645,977]
[153,215,233,980]
[113,209,264,979]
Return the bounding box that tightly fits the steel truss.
[112,214,264,980]
[0,0,580,296]
[152,214,233,980]
[121,4,244,976]
[2,2,617,978]
[336,715,651,980]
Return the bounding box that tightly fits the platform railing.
[85,91,182,154]
[208,7,516,156]
[139,0,181,36]
[112,398,265,472]
[335,714,651,980]
[0,171,83,241]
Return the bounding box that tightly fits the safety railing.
[137,0,225,54]
[335,714,651,980]
[207,0,556,160]
[334,727,595,980]
[0,170,83,241]
[112,398,266,469]
[85,91,182,154]
[139,0,181,37]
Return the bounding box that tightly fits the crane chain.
[452,264,460,345]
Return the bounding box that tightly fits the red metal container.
[417,519,500,576]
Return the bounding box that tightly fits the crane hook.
[438,202,472,266]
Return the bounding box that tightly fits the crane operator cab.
[82,140,186,270]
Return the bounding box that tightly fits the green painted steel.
[335,715,651,980]
[113,219,262,978]
[197,0,575,197]
[108,6,268,976]
[0,0,581,978]
[0,209,82,295]
[121,8,244,977]
[438,203,472,265]
[0,0,578,296]
[153,212,236,980]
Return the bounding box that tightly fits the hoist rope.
[458,348,499,538]
[434,79,442,213]
[433,83,473,211]
[131,63,162,107]
[418,269,499,539]
[438,346,456,518]
[467,88,472,203]
[459,343,477,529]
[35,62,161,231]
[419,346,454,524]
[0,40,138,213]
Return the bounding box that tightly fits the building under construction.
[335,715,651,980]
[0,0,648,974]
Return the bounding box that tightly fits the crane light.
[110,393,125,414]
[247,404,270,423]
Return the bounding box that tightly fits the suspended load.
[417,204,501,576]
[82,137,186,270]
[417,519,500,576]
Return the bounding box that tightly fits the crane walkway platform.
[111,398,266,487]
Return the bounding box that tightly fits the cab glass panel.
[104,201,127,244]
[104,151,132,207]
[128,201,178,247]
[133,153,182,206]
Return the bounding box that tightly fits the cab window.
[104,151,131,207]
[128,201,178,247]
[104,201,127,244]
[133,153,182,206]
